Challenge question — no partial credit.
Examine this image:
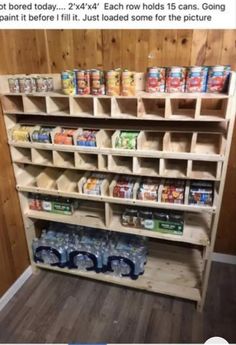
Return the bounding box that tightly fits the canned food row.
[61,69,136,96]
[146,65,231,93]
[8,75,54,94]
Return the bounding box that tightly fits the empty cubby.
[1,95,24,113]
[193,133,224,155]
[139,98,165,118]
[16,165,42,186]
[162,159,187,178]
[75,152,98,170]
[36,167,61,190]
[191,161,219,180]
[77,200,106,227]
[53,151,75,168]
[134,157,160,176]
[95,98,111,117]
[70,97,94,116]
[200,99,228,119]
[23,96,47,113]
[11,147,32,163]
[137,131,164,151]
[112,98,138,117]
[164,132,192,152]
[108,155,133,174]
[56,170,82,193]
[169,98,197,118]
[31,149,53,165]
[47,96,70,115]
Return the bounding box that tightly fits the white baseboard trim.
[212,252,236,265]
[0,266,32,312]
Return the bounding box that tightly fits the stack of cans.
[8,76,54,93]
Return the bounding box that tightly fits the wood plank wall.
[0,30,235,296]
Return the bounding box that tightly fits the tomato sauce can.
[166,67,186,93]
[146,67,166,93]
[121,70,136,96]
[106,69,121,96]
[186,66,208,93]
[91,69,105,95]
[207,65,231,93]
[76,70,90,95]
[46,77,54,92]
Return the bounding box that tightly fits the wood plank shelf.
[1,71,235,310]
[34,240,203,302]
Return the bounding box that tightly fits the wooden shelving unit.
[1,72,236,310]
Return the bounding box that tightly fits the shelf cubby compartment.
[162,159,188,178]
[11,146,32,163]
[138,98,165,119]
[70,96,94,116]
[137,131,164,152]
[94,97,111,117]
[163,132,192,152]
[75,152,98,170]
[31,149,53,165]
[78,172,111,196]
[47,96,70,115]
[76,200,106,228]
[108,155,133,174]
[112,97,138,118]
[53,151,75,168]
[35,167,61,190]
[98,154,108,170]
[1,95,24,113]
[190,161,221,180]
[199,98,228,119]
[168,98,197,119]
[23,95,47,114]
[16,165,42,186]
[111,130,141,150]
[192,133,226,155]
[133,157,160,177]
[56,170,82,193]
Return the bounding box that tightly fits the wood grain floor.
[0,261,235,343]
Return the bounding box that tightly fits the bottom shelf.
[34,240,202,302]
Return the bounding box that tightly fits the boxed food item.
[54,129,75,145]
[83,173,106,196]
[76,129,97,147]
[137,178,159,201]
[189,181,214,206]
[29,193,76,215]
[161,179,185,204]
[113,176,136,199]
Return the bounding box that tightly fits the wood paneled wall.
[0,30,235,295]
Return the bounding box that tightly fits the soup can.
[91,69,105,95]
[36,76,48,92]
[207,65,231,93]
[121,70,136,96]
[76,70,90,95]
[166,67,186,93]
[186,66,208,93]
[61,71,76,95]
[146,67,166,93]
[46,77,54,92]
[30,77,37,93]
[106,69,121,96]
[8,78,20,93]
[19,77,32,93]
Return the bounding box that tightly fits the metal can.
[19,78,31,93]
[36,76,47,92]
[76,70,90,95]
[186,66,207,93]
[121,70,136,96]
[30,77,37,93]
[46,77,54,92]
[146,67,166,93]
[61,71,76,95]
[207,65,231,93]
[106,69,121,96]
[8,78,20,93]
[91,69,105,95]
[166,67,186,93]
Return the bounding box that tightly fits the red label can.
[166,67,186,93]
[146,67,165,93]
[207,65,231,93]
[91,70,105,96]
[76,70,90,95]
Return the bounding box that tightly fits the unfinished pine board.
[138,98,165,119]
[53,150,75,168]
[192,133,225,155]
[23,96,47,114]
[108,155,133,174]
[133,157,160,177]
[56,170,81,193]
[199,98,228,119]
[190,161,221,180]
[10,146,32,163]
[70,96,94,116]
[162,159,188,178]
[94,98,111,117]
[34,240,202,302]
[112,98,138,118]
[35,167,61,190]
[47,96,70,115]
[169,98,197,119]
[75,152,98,170]
[1,95,24,113]
[31,148,53,165]
[163,132,192,152]
[137,131,164,151]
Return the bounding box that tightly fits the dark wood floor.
[0,261,235,343]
